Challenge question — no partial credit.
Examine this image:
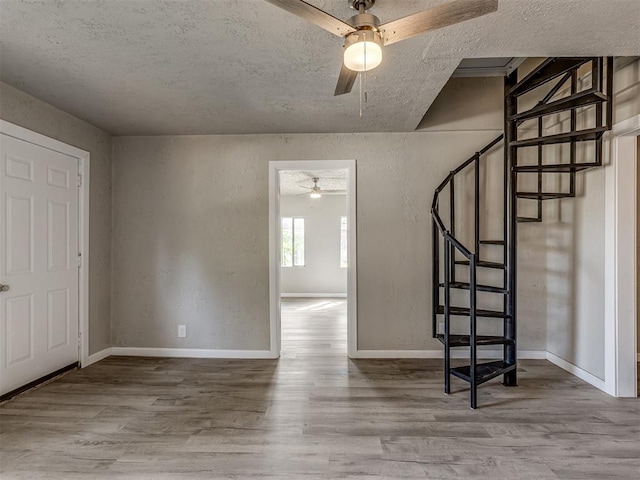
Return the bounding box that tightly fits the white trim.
[0,120,91,368]
[78,150,90,368]
[603,114,639,398]
[0,120,90,159]
[110,347,274,359]
[84,347,112,366]
[546,351,607,392]
[352,350,547,359]
[269,160,357,358]
[281,293,347,298]
[611,113,640,137]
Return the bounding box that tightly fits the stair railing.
[431,134,503,407]
[432,57,613,408]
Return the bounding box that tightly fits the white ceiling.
[279,169,347,196]
[1,0,638,135]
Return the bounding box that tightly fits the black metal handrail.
[431,57,612,409]
[430,134,503,340]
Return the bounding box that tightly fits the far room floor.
[0,298,639,478]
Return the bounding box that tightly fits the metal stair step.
[516,192,575,200]
[437,305,509,319]
[479,240,504,245]
[514,162,601,173]
[450,361,517,385]
[436,334,514,347]
[517,216,542,223]
[508,57,592,97]
[511,127,608,148]
[455,260,505,270]
[510,89,608,122]
[439,281,507,294]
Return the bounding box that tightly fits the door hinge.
[78,333,82,349]
[77,174,82,188]
[77,253,82,268]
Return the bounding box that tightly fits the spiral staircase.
[431,57,614,408]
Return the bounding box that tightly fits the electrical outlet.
[178,325,187,338]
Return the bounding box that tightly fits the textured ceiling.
[1,0,638,135]
[279,169,347,196]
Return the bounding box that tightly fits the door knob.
[0,284,9,292]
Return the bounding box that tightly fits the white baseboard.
[545,351,607,392]
[110,347,276,359]
[352,349,547,359]
[83,347,112,367]
[281,293,347,298]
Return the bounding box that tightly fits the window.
[340,216,348,268]
[282,217,305,267]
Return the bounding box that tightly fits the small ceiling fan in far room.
[298,177,346,198]
[263,0,499,95]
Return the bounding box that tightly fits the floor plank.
[0,297,638,479]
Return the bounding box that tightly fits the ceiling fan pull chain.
[359,41,368,118]
[359,69,363,118]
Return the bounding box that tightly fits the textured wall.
[280,194,347,295]
[111,129,550,351]
[0,81,112,355]
[545,59,640,379]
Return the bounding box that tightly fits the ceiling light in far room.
[343,30,383,72]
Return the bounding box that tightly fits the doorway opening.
[269,160,356,358]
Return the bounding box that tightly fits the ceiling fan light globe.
[310,192,322,199]
[343,30,382,72]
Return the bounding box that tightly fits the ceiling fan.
[264,0,499,95]
[298,177,346,198]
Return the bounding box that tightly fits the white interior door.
[0,133,79,396]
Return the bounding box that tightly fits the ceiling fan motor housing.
[347,12,381,31]
[349,0,375,12]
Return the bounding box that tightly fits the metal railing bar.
[541,71,572,105]
[443,238,451,395]
[444,233,472,259]
[474,153,480,257]
[469,254,478,409]
[432,218,439,339]
[450,176,456,282]
[479,134,505,155]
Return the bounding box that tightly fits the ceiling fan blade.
[379,0,498,46]
[263,0,356,37]
[334,63,358,96]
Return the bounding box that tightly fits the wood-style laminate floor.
[1,298,639,479]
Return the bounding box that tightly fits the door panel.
[6,195,33,275]
[48,200,70,271]
[0,133,79,395]
[47,288,69,351]
[5,294,33,365]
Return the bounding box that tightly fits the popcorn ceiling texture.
[1,0,638,136]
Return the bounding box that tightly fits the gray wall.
[0,81,112,355]
[280,194,347,295]
[545,59,640,378]
[111,128,551,352]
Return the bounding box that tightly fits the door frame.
[0,120,91,367]
[269,160,357,358]
[604,114,639,397]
